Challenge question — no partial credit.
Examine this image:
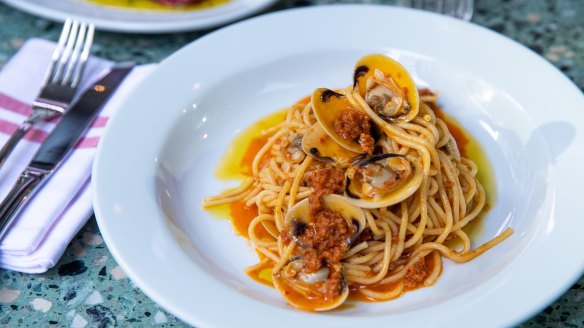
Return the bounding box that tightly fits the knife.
[0,63,134,241]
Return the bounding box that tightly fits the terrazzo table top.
[0,0,583,327]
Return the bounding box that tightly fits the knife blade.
[0,63,134,241]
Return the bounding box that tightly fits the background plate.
[2,0,277,33]
[93,5,584,328]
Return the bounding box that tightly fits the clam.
[286,134,306,163]
[273,195,366,311]
[353,54,419,122]
[272,259,349,312]
[311,88,375,154]
[285,194,366,242]
[345,153,424,209]
[301,122,363,168]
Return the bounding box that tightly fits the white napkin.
[0,39,156,273]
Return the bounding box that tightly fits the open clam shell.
[273,194,366,311]
[284,194,366,241]
[273,260,349,312]
[345,153,424,209]
[311,88,366,154]
[353,54,419,122]
[301,122,363,168]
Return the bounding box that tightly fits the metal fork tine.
[0,18,96,170]
[42,18,72,86]
[52,20,79,84]
[71,23,95,88]
[62,22,87,86]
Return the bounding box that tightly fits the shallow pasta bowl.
[93,5,584,328]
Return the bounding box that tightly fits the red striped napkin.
[0,39,155,273]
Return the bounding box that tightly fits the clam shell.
[311,88,364,153]
[353,54,419,122]
[272,264,349,312]
[285,194,366,239]
[345,155,424,209]
[275,194,363,311]
[301,122,362,168]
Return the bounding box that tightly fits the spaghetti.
[202,54,512,311]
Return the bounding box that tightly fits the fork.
[0,18,95,168]
[401,0,474,21]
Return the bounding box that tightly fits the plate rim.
[93,4,584,327]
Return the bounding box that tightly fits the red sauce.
[334,109,374,154]
[156,0,197,5]
[240,135,270,176]
[86,0,228,11]
[229,201,274,241]
[246,258,274,287]
[349,254,440,302]
[431,104,470,158]
[304,167,345,214]
[403,257,429,289]
[229,201,258,238]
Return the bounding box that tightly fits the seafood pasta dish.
[202,54,512,311]
[84,0,227,10]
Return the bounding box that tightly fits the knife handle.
[0,118,36,169]
[0,167,49,241]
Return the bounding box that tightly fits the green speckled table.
[0,0,583,327]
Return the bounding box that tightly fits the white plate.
[2,0,277,33]
[93,5,584,328]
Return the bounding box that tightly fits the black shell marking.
[288,255,303,263]
[291,220,307,237]
[340,270,348,293]
[309,148,334,164]
[353,65,369,87]
[345,176,359,199]
[348,218,362,246]
[354,153,404,167]
[320,89,345,103]
[370,123,382,143]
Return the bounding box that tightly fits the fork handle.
[0,115,43,168]
[0,167,48,241]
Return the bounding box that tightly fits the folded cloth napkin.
[0,39,156,273]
